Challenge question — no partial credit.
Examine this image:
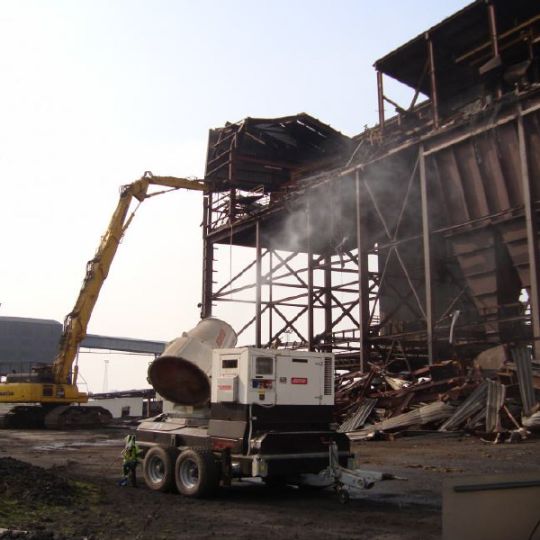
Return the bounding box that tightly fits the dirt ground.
[0,427,539,540]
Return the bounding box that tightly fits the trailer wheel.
[143,446,176,492]
[175,448,220,498]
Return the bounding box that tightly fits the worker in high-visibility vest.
[119,434,142,487]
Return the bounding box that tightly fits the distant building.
[87,389,162,418]
[0,316,166,376]
[0,317,62,374]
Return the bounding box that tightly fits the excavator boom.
[52,172,207,383]
[0,172,207,428]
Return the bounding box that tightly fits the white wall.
[86,396,143,418]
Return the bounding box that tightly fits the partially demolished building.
[201,0,540,372]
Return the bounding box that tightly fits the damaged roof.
[205,113,351,191]
[375,0,540,101]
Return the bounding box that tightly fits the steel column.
[324,255,332,350]
[426,33,439,129]
[268,250,273,345]
[517,113,540,360]
[201,193,214,318]
[307,199,314,351]
[355,171,369,372]
[419,145,434,364]
[377,71,385,130]
[487,1,502,99]
[255,220,262,348]
[487,2,499,57]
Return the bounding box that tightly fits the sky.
[0,0,470,392]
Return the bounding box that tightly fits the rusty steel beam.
[487,2,500,58]
[323,255,333,350]
[307,199,314,351]
[268,251,273,344]
[377,71,385,130]
[426,33,439,129]
[201,193,214,318]
[517,112,540,359]
[420,145,434,364]
[355,171,369,372]
[255,220,262,348]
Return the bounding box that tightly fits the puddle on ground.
[33,439,123,451]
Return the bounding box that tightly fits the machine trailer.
[137,318,401,501]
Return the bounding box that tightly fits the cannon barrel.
[148,318,237,406]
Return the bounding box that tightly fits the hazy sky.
[0,0,469,392]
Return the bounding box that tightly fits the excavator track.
[43,405,113,429]
[0,405,47,429]
[0,404,112,429]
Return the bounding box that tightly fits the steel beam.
[377,71,385,130]
[517,112,540,360]
[355,171,369,372]
[201,193,214,318]
[426,33,439,129]
[255,220,262,348]
[487,1,499,58]
[420,145,434,364]
[324,255,333,351]
[268,251,273,344]
[307,199,314,350]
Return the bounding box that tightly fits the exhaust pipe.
[148,318,237,406]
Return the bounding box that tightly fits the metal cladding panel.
[453,142,490,219]
[525,113,540,201]
[0,317,62,372]
[512,347,537,416]
[500,220,531,287]
[434,150,470,223]
[338,398,377,433]
[485,379,506,433]
[439,381,488,432]
[349,401,455,440]
[474,134,511,212]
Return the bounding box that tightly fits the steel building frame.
[201,0,540,370]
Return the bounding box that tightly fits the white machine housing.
[211,347,334,406]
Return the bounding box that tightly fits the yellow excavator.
[0,172,207,428]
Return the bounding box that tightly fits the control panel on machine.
[211,348,334,406]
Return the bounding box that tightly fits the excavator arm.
[51,172,207,384]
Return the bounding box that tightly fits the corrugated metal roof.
[374,0,540,98]
[512,347,537,416]
[348,401,455,440]
[485,379,506,433]
[439,381,488,432]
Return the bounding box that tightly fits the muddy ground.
[0,427,539,539]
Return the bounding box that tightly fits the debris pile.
[0,457,77,506]
[336,347,540,442]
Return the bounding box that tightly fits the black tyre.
[174,448,220,498]
[143,446,176,492]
